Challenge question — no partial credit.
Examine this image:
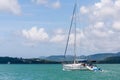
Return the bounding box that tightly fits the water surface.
[0,64,119,80]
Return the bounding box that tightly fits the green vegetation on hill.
[0,52,120,64]
[0,57,61,64]
[98,56,120,64]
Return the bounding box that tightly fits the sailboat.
[62,1,88,71]
[62,1,102,71]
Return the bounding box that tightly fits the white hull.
[63,63,88,71]
[86,66,93,71]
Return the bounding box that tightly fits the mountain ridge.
[43,52,120,62]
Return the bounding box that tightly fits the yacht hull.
[63,63,88,71]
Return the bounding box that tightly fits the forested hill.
[44,52,120,61]
[98,56,120,64]
[87,52,120,61]
[0,57,60,64]
[0,52,120,64]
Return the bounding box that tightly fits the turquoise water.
[0,64,120,80]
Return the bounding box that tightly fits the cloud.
[32,0,48,5]
[78,0,120,54]
[68,30,85,46]
[50,34,65,43]
[32,0,61,9]
[80,6,88,14]
[50,28,84,45]
[80,0,120,21]
[51,0,61,9]
[94,22,104,29]
[53,28,64,34]
[0,0,21,15]
[50,29,65,43]
[20,27,82,46]
[112,21,120,31]
[21,27,49,42]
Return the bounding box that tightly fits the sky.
[0,0,120,58]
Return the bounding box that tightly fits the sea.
[0,64,119,80]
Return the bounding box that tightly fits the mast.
[64,0,77,64]
[64,1,77,58]
[74,1,77,64]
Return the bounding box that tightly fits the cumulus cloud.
[80,0,120,21]
[50,28,84,45]
[53,28,64,34]
[50,34,65,43]
[50,29,65,43]
[0,0,21,15]
[68,30,85,46]
[32,0,61,9]
[78,0,120,54]
[80,6,88,14]
[21,27,49,42]
[94,22,104,29]
[112,21,120,31]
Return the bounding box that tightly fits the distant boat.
[7,61,11,64]
[62,0,102,71]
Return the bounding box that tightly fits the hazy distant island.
[0,52,120,64]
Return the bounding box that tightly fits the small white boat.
[7,61,11,64]
[86,65,102,71]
